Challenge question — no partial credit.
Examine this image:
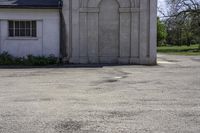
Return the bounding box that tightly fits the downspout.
[59,0,68,63]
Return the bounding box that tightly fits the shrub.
[0,52,59,66]
[0,52,15,65]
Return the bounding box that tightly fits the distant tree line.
[157,0,200,47]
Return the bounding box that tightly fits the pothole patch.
[55,120,83,132]
[105,79,118,83]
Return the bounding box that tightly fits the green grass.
[158,44,200,56]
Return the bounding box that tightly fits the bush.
[157,18,167,46]
[0,52,59,66]
[0,52,15,65]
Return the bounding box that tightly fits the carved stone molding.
[79,8,99,13]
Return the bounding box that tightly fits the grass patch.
[158,44,200,56]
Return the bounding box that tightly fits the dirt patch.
[179,112,200,118]
[91,78,119,86]
[91,68,130,86]
[55,120,83,133]
[67,98,88,102]
[159,57,180,63]
[91,75,129,86]
[14,98,53,102]
[1,72,41,78]
[191,58,200,62]
[39,98,53,101]
[105,79,118,83]
[107,110,147,118]
[126,80,153,85]
[139,98,177,102]
[93,87,103,90]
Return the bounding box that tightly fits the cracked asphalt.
[0,54,200,133]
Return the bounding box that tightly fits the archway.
[98,0,119,63]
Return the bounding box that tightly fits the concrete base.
[69,56,157,65]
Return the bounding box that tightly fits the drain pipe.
[58,0,68,63]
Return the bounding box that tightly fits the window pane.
[9,29,14,37]
[8,20,37,37]
[20,21,25,29]
[15,21,20,29]
[26,21,31,29]
[8,21,14,37]
[32,21,36,29]
[32,29,36,37]
[15,29,20,36]
[26,29,31,36]
[31,21,37,37]
[20,29,25,36]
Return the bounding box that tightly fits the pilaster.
[70,0,80,63]
[87,8,99,64]
[119,8,131,64]
[79,9,88,63]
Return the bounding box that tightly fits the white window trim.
[7,37,39,40]
[8,20,37,38]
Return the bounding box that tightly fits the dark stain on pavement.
[179,112,200,118]
[191,58,200,62]
[14,98,53,102]
[105,110,149,119]
[55,120,83,133]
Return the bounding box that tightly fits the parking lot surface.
[0,54,200,133]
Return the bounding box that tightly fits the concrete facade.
[0,9,60,57]
[63,0,157,65]
[0,0,157,65]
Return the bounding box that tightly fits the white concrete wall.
[63,0,157,65]
[0,9,60,57]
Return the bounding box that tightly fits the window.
[8,21,37,37]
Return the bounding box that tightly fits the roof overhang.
[0,5,62,9]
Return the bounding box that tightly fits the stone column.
[79,8,88,63]
[149,0,157,64]
[119,8,131,64]
[139,0,150,64]
[87,8,99,64]
[130,8,140,64]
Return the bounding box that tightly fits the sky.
[158,0,167,17]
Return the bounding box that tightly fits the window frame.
[8,20,37,38]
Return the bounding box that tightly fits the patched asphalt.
[0,54,200,133]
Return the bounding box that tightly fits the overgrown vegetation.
[157,0,200,55]
[0,52,59,66]
[158,0,200,47]
[157,18,168,46]
[158,44,200,55]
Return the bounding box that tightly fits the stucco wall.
[0,9,60,57]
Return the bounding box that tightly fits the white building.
[0,0,157,65]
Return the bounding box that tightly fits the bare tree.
[166,0,200,18]
[161,0,200,46]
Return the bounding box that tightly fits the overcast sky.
[158,0,166,7]
[158,0,167,17]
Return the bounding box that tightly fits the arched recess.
[98,0,120,62]
[130,0,140,8]
[80,0,88,8]
[87,0,131,8]
[79,0,141,64]
[130,0,141,61]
